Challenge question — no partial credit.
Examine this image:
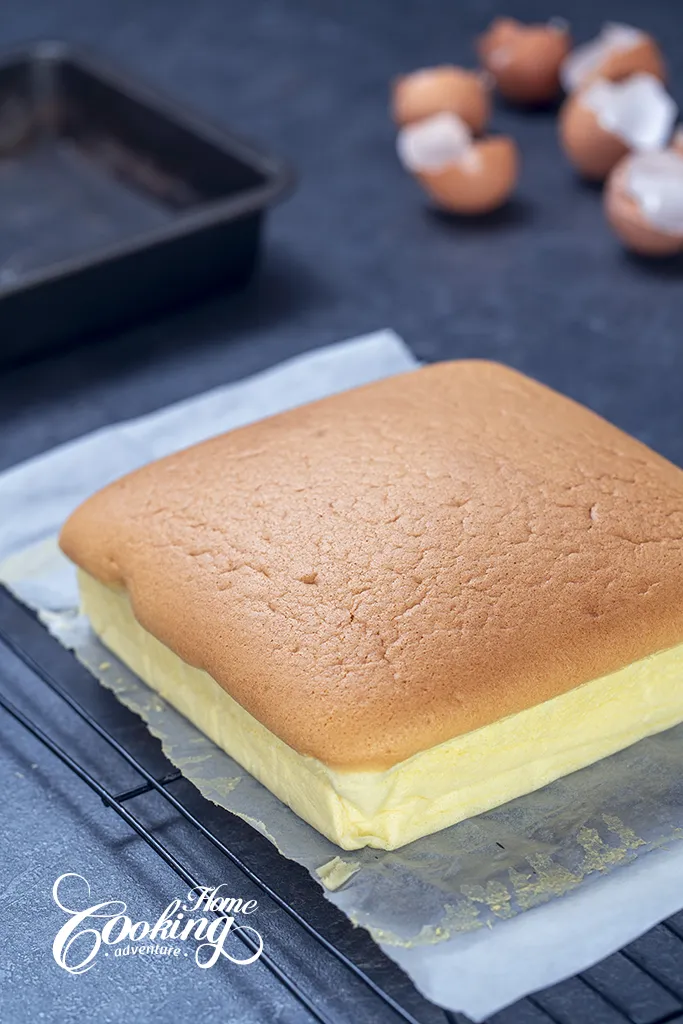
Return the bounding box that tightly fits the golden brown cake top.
[59,361,683,770]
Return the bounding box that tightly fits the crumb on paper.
[576,825,641,874]
[99,661,111,671]
[509,853,580,911]
[316,856,361,891]
[460,880,516,920]
[602,813,647,850]
[364,901,484,947]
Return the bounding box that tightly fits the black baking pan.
[0,41,294,368]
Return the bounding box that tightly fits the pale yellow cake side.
[79,569,683,851]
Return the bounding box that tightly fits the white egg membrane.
[583,73,677,152]
[561,22,644,93]
[396,112,472,173]
[626,150,683,234]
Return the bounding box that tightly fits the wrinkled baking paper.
[3,330,683,1023]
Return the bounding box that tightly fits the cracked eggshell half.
[397,112,519,215]
[606,149,683,256]
[391,65,491,134]
[559,73,677,181]
[477,16,572,105]
[561,22,666,93]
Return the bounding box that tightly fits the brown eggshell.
[559,91,629,180]
[392,66,491,134]
[605,156,683,256]
[477,17,572,105]
[583,34,666,88]
[415,136,519,215]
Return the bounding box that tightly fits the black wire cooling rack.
[2,583,683,1024]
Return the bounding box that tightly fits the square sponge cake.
[59,361,683,849]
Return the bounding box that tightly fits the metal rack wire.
[0,628,426,1024]
[2,598,683,1024]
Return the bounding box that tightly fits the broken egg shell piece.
[561,22,665,93]
[605,150,683,255]
[392,65,492,134]
[559,73,677,181]
[415,135,520,216]
[627,150,683,232]
[477,16,572,105]
[396,111,473,174]
[559,90,629,180]
[583,74,677,152]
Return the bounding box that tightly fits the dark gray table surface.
[2,1,683,1023]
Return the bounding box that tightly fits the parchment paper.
[3,330,683,1022]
